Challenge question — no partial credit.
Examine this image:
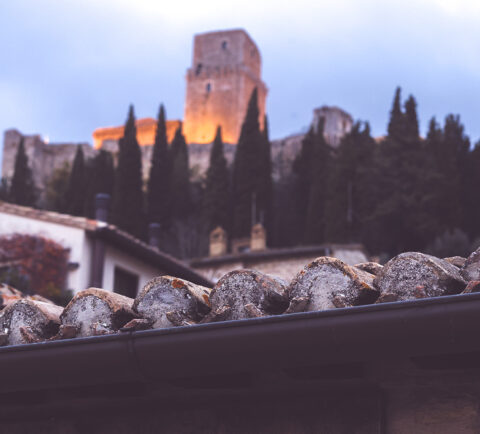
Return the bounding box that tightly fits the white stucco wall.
[0,213,91,291]
[102,244,163,296]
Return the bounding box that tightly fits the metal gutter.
[1,293,480,394]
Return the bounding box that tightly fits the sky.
[1,0,480,169]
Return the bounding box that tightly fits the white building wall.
[102,244,163,296]
[0,213,90,292]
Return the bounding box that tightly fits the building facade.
[0,201,211,296]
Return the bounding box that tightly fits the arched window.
[221,40,227,50]
[206,83,211,93]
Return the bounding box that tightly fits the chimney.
[209,226,227,257]
[95,193,110,222]
[148,223,162,250]
[250,223,266,252]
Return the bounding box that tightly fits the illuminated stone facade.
[92,118,180,150]
[183,29,267,144]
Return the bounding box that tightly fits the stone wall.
[2,129,95,203]
[2,356,480,433]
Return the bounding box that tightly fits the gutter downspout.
[89,194,110,288]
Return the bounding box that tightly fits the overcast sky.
[1,0,480,168]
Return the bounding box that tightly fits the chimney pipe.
[95,193,110,222]
[148,223,161,250]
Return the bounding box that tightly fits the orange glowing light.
[92,118,181,149]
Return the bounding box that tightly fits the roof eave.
[1,293,480,394]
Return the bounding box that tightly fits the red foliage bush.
[0,234,69,297]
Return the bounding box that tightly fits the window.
[113,266,139,298]
[195,63,202,76]
[221,41,227,50]
[206,83,211,93]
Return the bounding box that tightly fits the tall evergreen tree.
[442,114,470,230]
[111,105,144,238]
[84,150,115,218]
[232,88,268,238]
[10,137,36,207]
[404,95,420,144]
[0,178,9,202]
[304,118,331,244]
[203,126,230,231]
[412,117,445,243]
[325,122,375,243]
[421,114,469,238]
[45,162,70,212]
[292,126,316,231]
[387,87,405,140]
[147,104,171,226]
[169,124,191,218]
[368,89,425,254]
[259,115,274,232]
[64,145,86,216]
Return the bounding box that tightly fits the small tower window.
[221,41,227,50]
[206,83,211,93]
[195,63,202,76]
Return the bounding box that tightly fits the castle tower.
[183,29,267,145]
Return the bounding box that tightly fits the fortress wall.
[2,129,94,202]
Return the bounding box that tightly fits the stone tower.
[183,29,267,145]
[312,106,353,148]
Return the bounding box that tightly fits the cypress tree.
[412,117,445,243]
[387,87,405,140]
[169,124,191,218]
[45,162,70,212]
[64,145,86,216]
[259,115,274,233]
[0,178,9,201]
[10,137,36,207]
[111,105,144,238]
[400,95,426,249]
[367,89,430,254]
[304,118,331,244]
[404,95,420,144]
[292,126,315,229]
[437,114,470,231]
[147,104,171,226]
[232,88,266,238]
[84,150,115,218]
[325,122,375,243]
[203,126,230,231]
